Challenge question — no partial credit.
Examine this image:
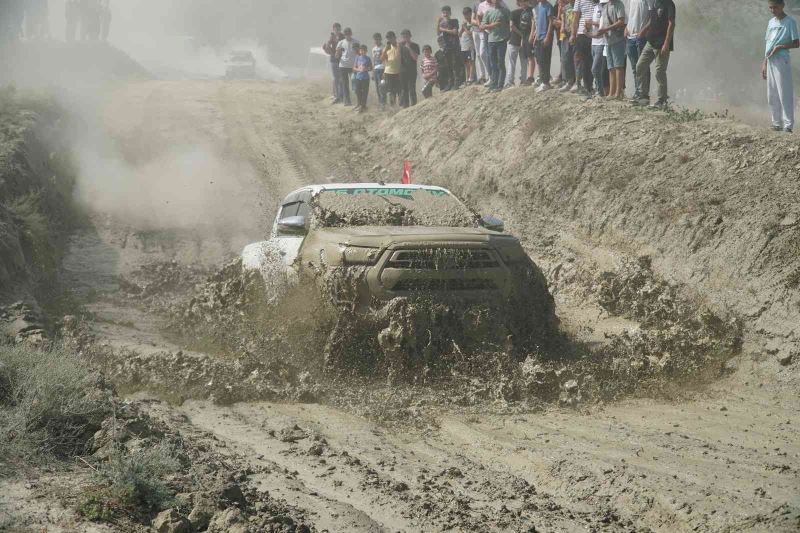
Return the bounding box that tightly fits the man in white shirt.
[336,28,359,106]
[625,0,653,101]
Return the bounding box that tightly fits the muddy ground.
[2,79,799,532]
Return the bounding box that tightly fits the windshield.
[311,188,479,228]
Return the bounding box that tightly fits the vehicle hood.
[313,226,514,247]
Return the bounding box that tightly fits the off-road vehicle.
[242,183,557,368]
[225,50,257,79]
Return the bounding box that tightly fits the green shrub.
[0,343,112,469]
[98,442,180,513]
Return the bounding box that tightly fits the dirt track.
[59,80,800,532]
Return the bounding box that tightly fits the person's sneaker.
[533,80,542,88]
[352,105,361,111]
[632,97,650,106]
[785,127,793,133]
[331,99,342,105]
[570,84,582,93]
[771,125,783,131]
[649,99,668,109]
[558,84,572,92]
[484,80,493,88]
[520,79,532,86]
[536,84,552,93]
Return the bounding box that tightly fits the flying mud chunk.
[241,182,558,376]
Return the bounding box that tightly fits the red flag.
[401,160,411,184]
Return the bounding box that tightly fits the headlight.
[339,245,382,265]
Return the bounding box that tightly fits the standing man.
[634,0,675,108]
[475,1,508,87]
[399,29,420,107]
[571,0,596,95]
[532,0,555,91]
[763,0,799,133]
[507,0,532,87]
[437,6,462,90]
[336,28,359,107]
[625,0,653,101]
[472,2,489,84]
[597,0,626,99]
[381,31,403,106]
[556,0,576,91]
[324,23,344,103]
[482,0,512,92]
[372,33,386,108]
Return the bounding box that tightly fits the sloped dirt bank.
[365,87,799,374]
[0,88,82,341]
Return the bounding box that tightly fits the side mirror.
[277,215,307,236]
[480,215,504,233]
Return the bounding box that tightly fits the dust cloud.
[0,0,789,233]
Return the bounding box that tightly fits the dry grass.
[0,343,113,472]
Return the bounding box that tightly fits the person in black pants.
[399,29,420,107]
[437,5,464,90]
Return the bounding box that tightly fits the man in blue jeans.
[482,0,512,91]
[624,0,652,100]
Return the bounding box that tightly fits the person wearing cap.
[399,30,420,107]
[625,0,654,102]
[381,31,402,106]
[633,0,675,109]
[596,0,626,99]
[763,0,799,133]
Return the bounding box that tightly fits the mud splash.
[105,250,741,428]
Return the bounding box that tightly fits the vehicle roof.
[279,183,454,206]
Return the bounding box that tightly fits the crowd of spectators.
[323,0,798,133]
[0,0,111,43]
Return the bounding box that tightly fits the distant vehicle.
[242,183,558,360]
[225,50,257,79]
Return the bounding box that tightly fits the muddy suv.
[242,183,557,364]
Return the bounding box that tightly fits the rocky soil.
[2,79,799,532]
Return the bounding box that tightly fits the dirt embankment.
[361,88,799,372]
[0,88,81,341]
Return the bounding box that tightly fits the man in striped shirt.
[570,0,596,95]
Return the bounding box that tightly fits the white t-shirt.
[591,4,605,47]
[372,46,385,70]
[337,39,359,68]
[626,0,654,37]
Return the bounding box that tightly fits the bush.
[78,442,181,520]
[101,442,180,511]
[0,343,113,469]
